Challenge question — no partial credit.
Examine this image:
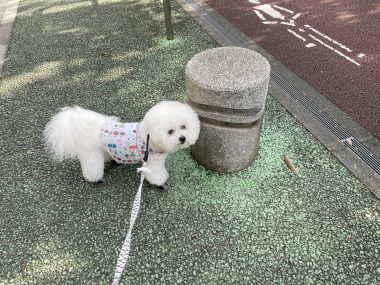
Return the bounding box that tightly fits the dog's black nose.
[179,136,186,144]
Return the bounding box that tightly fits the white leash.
[111,162,150,285]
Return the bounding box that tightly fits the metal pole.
[163,0,174,40]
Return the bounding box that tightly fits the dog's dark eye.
[181,125,186,129]
[168,129,174,135]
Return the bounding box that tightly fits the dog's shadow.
[98,160,165,189]
[96,160,136,185]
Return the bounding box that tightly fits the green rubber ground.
[0,0,379,284]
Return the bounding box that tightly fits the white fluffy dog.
[43,101,200,188]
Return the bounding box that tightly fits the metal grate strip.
[183,0,380,176]
[270,69,353,140]
[184,0,245,47]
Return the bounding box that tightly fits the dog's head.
[139,101,200,153]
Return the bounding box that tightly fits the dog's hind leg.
[79,150,106,183]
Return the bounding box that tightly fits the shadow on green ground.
[0,0,379,284]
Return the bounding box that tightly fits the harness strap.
[143,134,150,162]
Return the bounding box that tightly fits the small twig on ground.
[19,259,27,273]
[283,154,300,177]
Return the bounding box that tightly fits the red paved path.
[205,0,380,138]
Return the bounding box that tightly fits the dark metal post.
[163,0,174,40]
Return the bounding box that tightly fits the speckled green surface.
[0,0,379,284]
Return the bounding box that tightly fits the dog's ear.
[145,126,167,151]
[139,121,163,148]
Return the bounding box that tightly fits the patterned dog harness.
[101,122,152,164]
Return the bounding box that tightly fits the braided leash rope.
[111,135,152,285]
[111,162,149,285]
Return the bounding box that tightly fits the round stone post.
[186,47,270,172]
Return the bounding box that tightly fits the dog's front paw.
[157,182,169,192]
[91,177,106,188]
[145,169,169,188]
[97,177,106,183]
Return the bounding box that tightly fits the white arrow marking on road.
[305,25,353,52]
[250,2,364,65]
[306,43,316,48]
[287,29,306,41]
[255,4,286,20]
[274,4,294,14]
[281,21,295,26]
[254,10,266,21]
[308,34,360,66]
[292,13,301,20]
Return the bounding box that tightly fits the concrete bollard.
[186,47,270,172]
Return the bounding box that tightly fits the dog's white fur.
[43,101,200,186]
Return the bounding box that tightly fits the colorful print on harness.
[100,122,155,164]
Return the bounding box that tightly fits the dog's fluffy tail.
[43,106,118,161]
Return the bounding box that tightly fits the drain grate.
[270,69,380,175]
[183,0,380,176]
